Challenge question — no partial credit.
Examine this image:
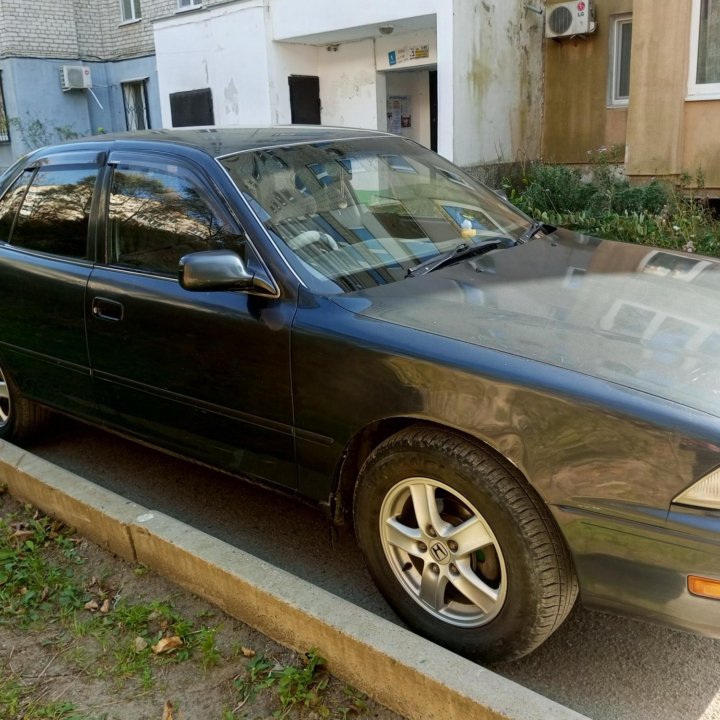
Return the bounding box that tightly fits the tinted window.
[0,170,31,243]
[108,161,241,275]
[11,166,97,259]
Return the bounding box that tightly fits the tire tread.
[357,424,578,660]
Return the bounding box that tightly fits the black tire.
[354,425,578,663]
[0,362,50,443]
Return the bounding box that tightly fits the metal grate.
[122,80,150,131]
[0,73,9,143]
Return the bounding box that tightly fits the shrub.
[504,159,720,257]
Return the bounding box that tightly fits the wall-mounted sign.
[387,45,430,67]
[387,95,411,134]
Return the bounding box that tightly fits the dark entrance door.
[289,75,321,124]
[429,70,438,152]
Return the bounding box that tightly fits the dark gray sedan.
[0,127,719,662]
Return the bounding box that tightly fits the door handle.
[91,297,124,322]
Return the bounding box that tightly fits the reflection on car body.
[0,127,719,662]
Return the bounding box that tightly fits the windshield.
[220,136,531,293]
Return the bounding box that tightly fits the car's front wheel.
[0,363,49,443]
[354,426,577,662]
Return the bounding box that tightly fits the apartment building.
[0,0,544,171]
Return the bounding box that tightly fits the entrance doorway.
[385,67,437,151]
[289,75,321,125]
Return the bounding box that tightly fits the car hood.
[332,229,720,415]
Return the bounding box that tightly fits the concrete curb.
[0,440,589,720]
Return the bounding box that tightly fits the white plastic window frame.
[177,0,202,10]
[689,0,720,99]
[608,13,632,107]
[120,0,141,23]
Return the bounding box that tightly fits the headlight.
[674,468,720,510]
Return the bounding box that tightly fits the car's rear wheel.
[0,363,49,443]
[354,425,578,662]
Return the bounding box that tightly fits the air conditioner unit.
[545,0,596,39]
[60,65,92,91]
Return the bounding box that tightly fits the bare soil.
[0,493,404,720]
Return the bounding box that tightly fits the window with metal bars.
[0,73,9,143]
[122,80,150,131]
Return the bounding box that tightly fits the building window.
[690,0,720,96]
[120,0,141,22]
[169,88,214,127]
[177,0,202,9]
[0,73,9,143]
[122,80,150,131]
[608,15,632,106]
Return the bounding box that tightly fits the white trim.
[176,0,202,11]
[688,0,720,98]
[608,13,632,107]
[119,0,141,23]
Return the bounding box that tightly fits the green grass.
[0,676,95,720]
[226,649,346,719]
[0,492,383,720]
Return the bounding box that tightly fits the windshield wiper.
[406,238,513,278]
[518,220,553,243]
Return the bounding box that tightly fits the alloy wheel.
[379,477,507,627]
[0,367,9,428]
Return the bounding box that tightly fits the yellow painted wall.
[624,0,689,178]
[543,0,633,163]
[626,0,720,189]
[545,0,720,192]
[682,102,720,188]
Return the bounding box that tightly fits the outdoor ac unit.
[545,0,596,39]
[60,65,92,91]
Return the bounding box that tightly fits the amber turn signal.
[688,575,720,600]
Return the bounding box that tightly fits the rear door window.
[0,170,32,244]
[10,165,98,259]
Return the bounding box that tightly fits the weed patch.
[504,153,720,257]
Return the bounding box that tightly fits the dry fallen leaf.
[241,646,255,658]
[84,600,99,612]
[152,636,183,654]
[161,700,175,720]
[99,598,111,614]
[10,529,33,544]
[134,636,148,652]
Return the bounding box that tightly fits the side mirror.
[179,249,275,294]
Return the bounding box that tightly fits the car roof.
[42,126,393,159]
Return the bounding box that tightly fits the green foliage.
[229,649,332,719]
[0,496,379,719]
[8,114,81,150]
[0,676,93,720]
[0,513,85,626]
[275,649,330,718]
[504,151,720,257]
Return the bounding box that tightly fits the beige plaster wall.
[543,0,633,163]
[624,0,689,179]
[623,0,720,191]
